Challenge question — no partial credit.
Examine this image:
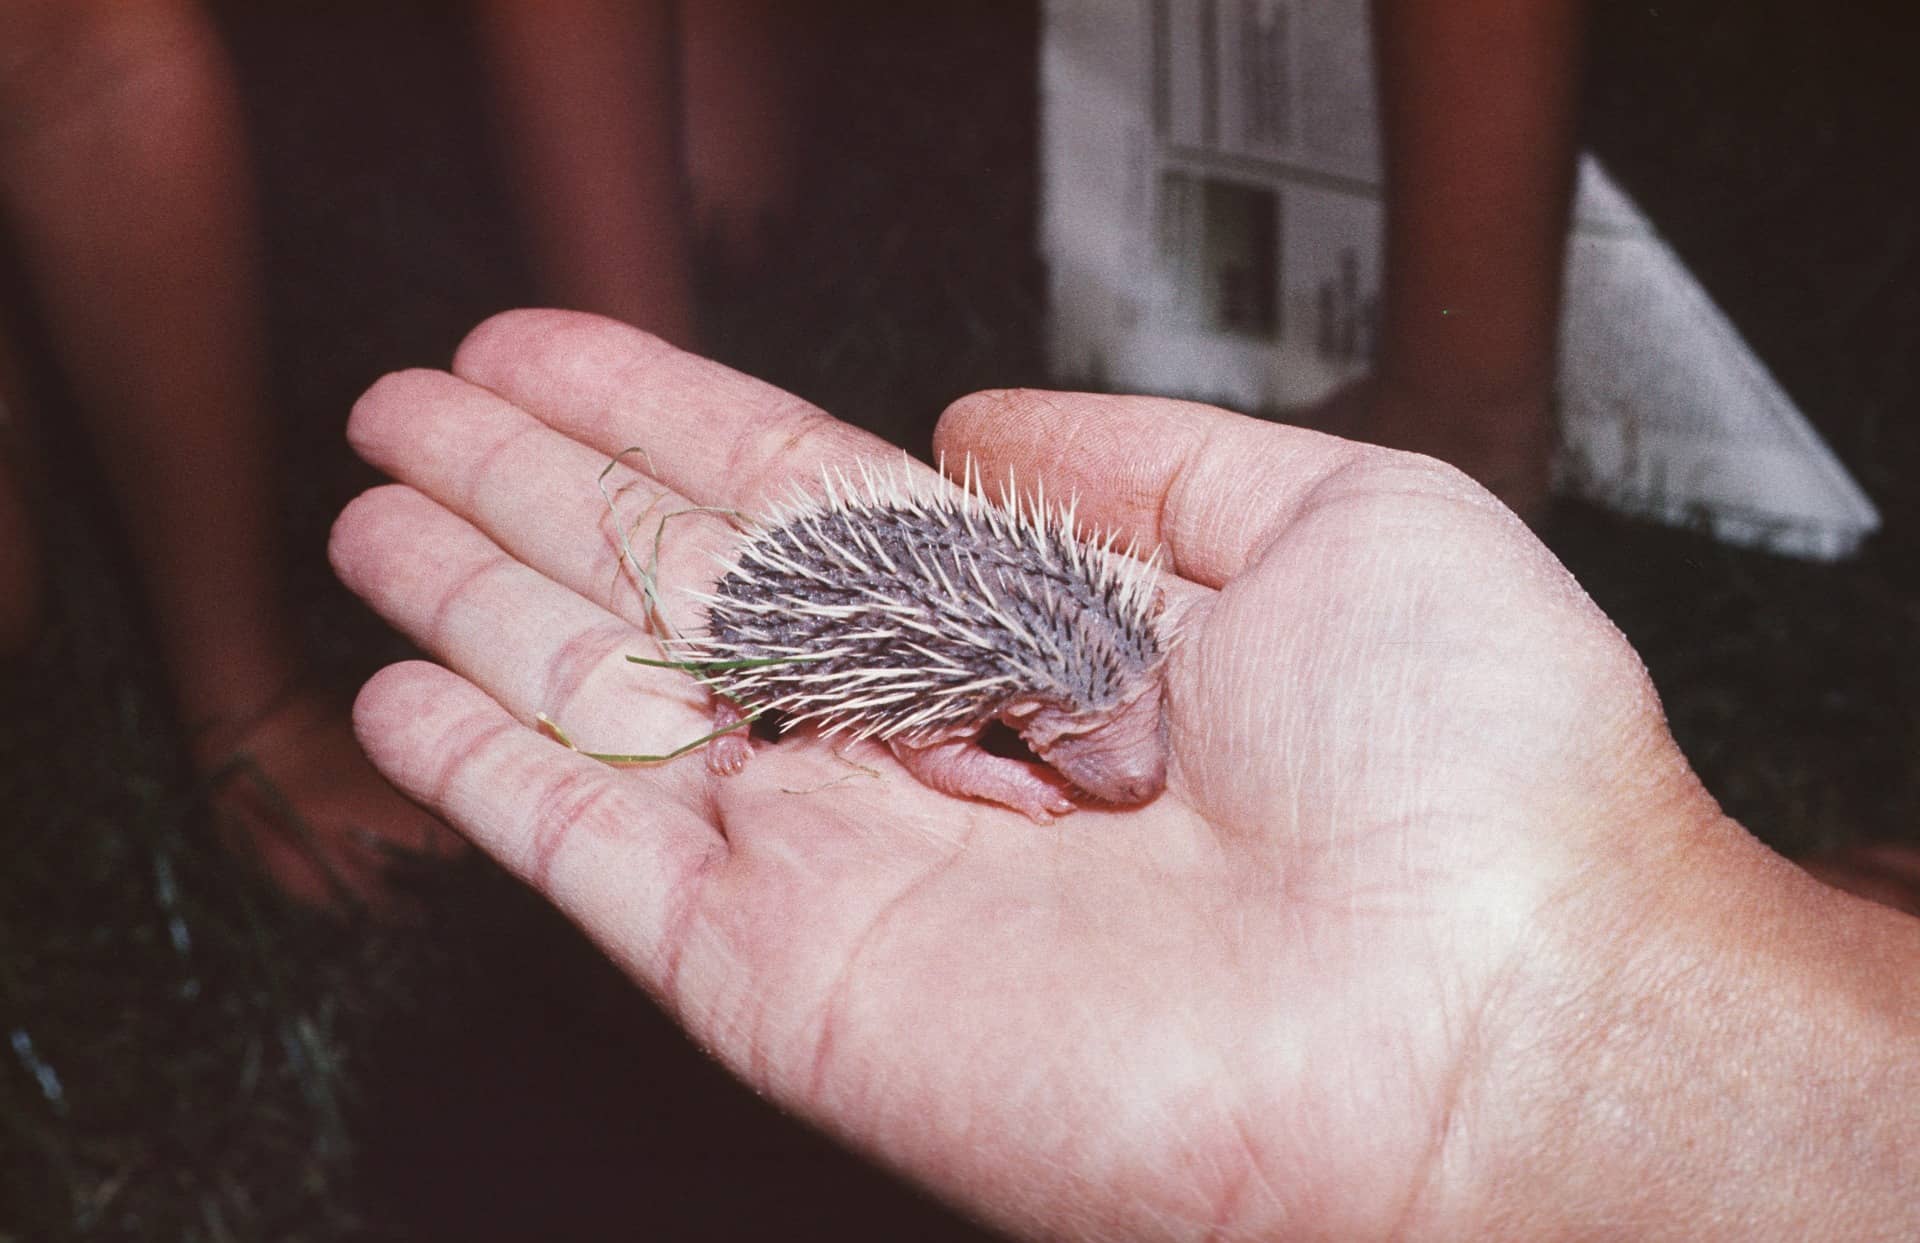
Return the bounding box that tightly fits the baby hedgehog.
[677,460,1170,821]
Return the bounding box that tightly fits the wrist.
[1445,815,1920,1239]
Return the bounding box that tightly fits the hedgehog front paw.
[1014,785,1079,825]
[886,736,1078,823]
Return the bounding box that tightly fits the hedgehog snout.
[1020,684,1168,807]
[1073,748,1167,806]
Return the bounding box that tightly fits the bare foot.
[1297,375,1555,522]
[196,682,465,914]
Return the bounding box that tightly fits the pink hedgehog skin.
[682,464,1169,822]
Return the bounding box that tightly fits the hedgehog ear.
[1003,698,1085,750]
[1001,697,1074,742]
[1151,587,1167,617]
[1000,697,1046,724]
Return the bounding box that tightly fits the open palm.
[331,311,1721,1240]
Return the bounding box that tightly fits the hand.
[331,311,1919,1240]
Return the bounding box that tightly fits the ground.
[0,2,1914,1239]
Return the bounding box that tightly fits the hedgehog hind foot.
[706,701,755,776]
[887,735,1077,824]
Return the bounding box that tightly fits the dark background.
[1,2,1914,1238]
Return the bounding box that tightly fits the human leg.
[475,0,701,344]
[679,0,802,271]
[0,0,458,907]
[1320,0,1589,517]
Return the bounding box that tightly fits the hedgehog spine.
[676,455,1165,750]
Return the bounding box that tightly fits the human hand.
[330,311,1919,1240]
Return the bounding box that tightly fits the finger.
[328,483,712,770]
[351,660,722,988]
[451,308,912,513]
[933,388,1496,589]
[348,367,734,634]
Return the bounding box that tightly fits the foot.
[1299,375,1555,522]
[887,734,1078,824]
[705,698,756,775]
[196,681,465,914]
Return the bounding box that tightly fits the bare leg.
[1316,0,1588,517]
[0,0,458,908]
[475,0,700,345]
[679,0,801,271]
[0,329,39,657]
[0,0,291,722]
[887,735,1077,824]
